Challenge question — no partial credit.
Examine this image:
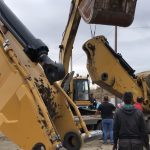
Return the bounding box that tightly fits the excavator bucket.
[79,0,137,27]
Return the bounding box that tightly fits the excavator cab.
[79,0,137,27]
[73,78,90,102]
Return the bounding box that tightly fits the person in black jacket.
[89,93,97,109]
[96,96,116,144]
[113,92,149,150]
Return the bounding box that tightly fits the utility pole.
[115,26,117,53]
[115,26,118,107]
[70,54,72,72]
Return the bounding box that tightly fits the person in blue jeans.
[96,96,116,144]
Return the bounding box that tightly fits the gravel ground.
[0,134,149,150]
[81,140,113,150]
[0,136,20,150]
[0,134,114,150]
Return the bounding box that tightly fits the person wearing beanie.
[113,92,149,150]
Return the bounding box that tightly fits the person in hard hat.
[113,92,149,150]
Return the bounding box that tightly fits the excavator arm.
[59,0,82,73]
[59,0,137,74]
[83,36,150,112]
[0,0,141,149]
[0,1,99,149]
[59,0,138,110]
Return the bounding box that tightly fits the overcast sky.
[3,0,150,85]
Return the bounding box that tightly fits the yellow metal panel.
[83,36,150,112]
[0,29,84,148]
[52,84,81,139]
[0,34,60,149]
[1,87,54,149]
[83,36,143,99]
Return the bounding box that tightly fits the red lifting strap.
[78,0,137,27]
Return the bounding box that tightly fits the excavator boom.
[0,1,102,149]
[58,0,138,129]
[60,0,137,73]
[83,36,150,113]
[0,0,139,149]
[0,0,65,84]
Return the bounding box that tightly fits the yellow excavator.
[0,1,102,150]
[59,0,150,133]
[59,0,137,129]
[0,0,138,149]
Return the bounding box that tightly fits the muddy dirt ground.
[0,134,149,150]
[0,135,112,150]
